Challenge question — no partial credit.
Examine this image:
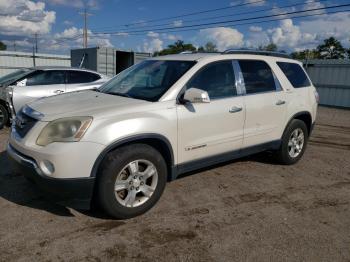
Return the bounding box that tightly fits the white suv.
[7,51,318,219]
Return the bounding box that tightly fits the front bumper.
[7,143,95,209]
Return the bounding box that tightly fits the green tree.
[197,42,218,52]
[317,37,345,59]
[154,40,196,56]
[0,41,6,51]
[291,49,320,60]
[258,42,278,52]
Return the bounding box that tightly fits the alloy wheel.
[114,159,158,208]
[288,128,304,158]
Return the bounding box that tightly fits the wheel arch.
[90,133,175,181]
[284,111,313,137]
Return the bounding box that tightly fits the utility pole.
[79,8,92,48]
[13,41,16,51]
[34,33,38,53]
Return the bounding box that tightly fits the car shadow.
[0,150,115,219]
[0,147,279,218]
[0,151,76,217]
[176,151,280,180]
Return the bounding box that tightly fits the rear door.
[238,60,287,148]
[65,70,102,92]
[177,60,245,164]
[12,70,66,112]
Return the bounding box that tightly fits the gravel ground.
[0,106,349,262]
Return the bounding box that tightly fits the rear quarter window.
[277,62,311,88]
[67,71,101,84]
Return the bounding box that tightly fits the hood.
[28,90,147,121]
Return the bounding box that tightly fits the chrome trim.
[7,143,42,175]
[232,60,245,95]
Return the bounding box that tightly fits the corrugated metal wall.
[304,59,350,108]
[0,51,70,77]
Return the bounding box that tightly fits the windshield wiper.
[106,91,133,98]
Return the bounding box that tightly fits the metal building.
[71,47,151,77]
[304,59,350,108]
[0,50,70,77]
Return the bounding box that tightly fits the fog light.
[40,160,55,176]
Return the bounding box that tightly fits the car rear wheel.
[275,119,308,165]
[97,144,167,219]
[0,104,9,129]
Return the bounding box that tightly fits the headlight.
[36,117,92,146]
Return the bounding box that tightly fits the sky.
[0,0,350,54]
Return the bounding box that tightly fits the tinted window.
[186,61,236,99]
[99,60,196,102]
[239,60,276,94]
[0,69,33,85]
[26,70,65,86]
[67,71,100,84]
[277,62,311,88]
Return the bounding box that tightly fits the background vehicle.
[7,51,318,219]
[0,67,109,128]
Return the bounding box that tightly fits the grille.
[14,111,38,138]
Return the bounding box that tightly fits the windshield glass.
[0,69,33,85]
[99,60,196,101]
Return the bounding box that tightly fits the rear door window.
[67,71,100,84]
[238,60,276,94]
[277,62,311,88]
[186,61,237,99]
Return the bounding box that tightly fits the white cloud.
[0,0,55,35]
[161,33,181,41]
[198,27,244,51]
[173,20,183,27]
[143,38,163,53]
[147,31,159,38]
[249,26,262,32]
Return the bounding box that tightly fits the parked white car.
[0,67,109,127]
[7,51,318,219]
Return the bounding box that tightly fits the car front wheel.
[97,144,167,219]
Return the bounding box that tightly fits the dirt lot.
[0,106,349,262]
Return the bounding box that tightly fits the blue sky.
[0,0,349,54]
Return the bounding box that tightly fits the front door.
[177,60,245,164]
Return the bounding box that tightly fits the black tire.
[0,104,9,129]
[97,144,167,219]
[275,119,309,165]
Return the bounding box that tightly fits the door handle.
[276,100,286,105]
[54,90,64,94]
[229,106,242,113]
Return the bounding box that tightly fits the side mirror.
[183,88,210,104]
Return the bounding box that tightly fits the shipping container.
[71,47,151,77]
[304,59,350,108]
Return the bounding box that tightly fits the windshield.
[99,60,196,101]
[0,69,33,86]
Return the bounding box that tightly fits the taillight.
[314,90,320,104]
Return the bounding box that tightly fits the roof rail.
[222,49,290,59]
[179,51,196,54]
